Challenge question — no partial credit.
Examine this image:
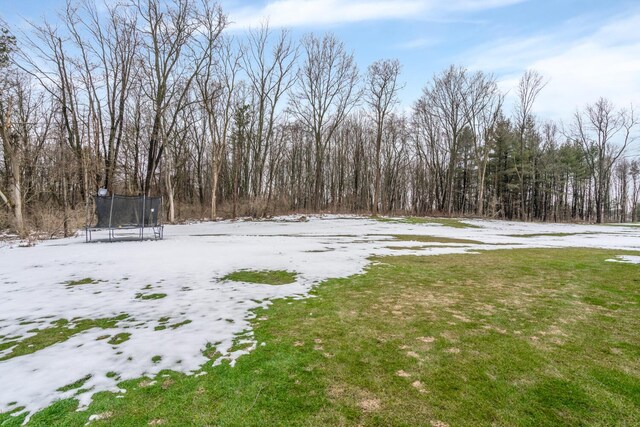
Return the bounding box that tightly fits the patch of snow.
[1,215,639,419]
[606,255,640,264]
[86,411,112,424]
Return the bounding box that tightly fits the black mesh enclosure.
[94,195,162,228]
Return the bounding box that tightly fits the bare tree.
[0,75,26,236]
[514,70,546,219]
[365,58,402,214]
[290,33,360,210]
[630,160,640,222]
[241,23,298,201]
[197,34,242,218]
[615,159,629,222]
[569,98,637,223]
[423,65,469,215]
[5,0,640,234]
[135,0,226,197]
[462,71,503,216]
[65,0,140,194]
[18,17,91,222]
[0,25,24,234]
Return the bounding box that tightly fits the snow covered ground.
[1,215,639,419]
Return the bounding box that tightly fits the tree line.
[1,0,638,238]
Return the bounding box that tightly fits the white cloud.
[396,37,439,50]
[533,41,640,118]
[467,13,640,121]
[226,0,527,29]
[442,0,527,13]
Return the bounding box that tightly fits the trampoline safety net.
[86,194,164,242]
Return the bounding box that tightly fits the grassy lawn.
[2,248,640,426]
[391,234,482,245]
[0,315,129,361]
[223,270,298,285]
[507,232,602,238]
[373,216,481,229]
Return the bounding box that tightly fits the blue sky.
[3,0,640,123]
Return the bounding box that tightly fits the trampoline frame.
[85,193,164,243]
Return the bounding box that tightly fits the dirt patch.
[539,325,567,337]
[148,419,166,426]
[138,379,155,388]
[452,314,471,323]
[412,380,427,393]
[396,370,411,378]
[89,411,113,422]
[440,331,458,342]
[327,385,345,399]
[359,398,381,412]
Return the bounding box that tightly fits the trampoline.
[85,193,164,242]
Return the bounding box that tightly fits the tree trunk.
[210,157,219,219]
[10,146,25,236]
[373,129,382,215]
[164,167,175,223]
[314,135,323,211]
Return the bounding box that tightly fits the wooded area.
[1,0,639,238]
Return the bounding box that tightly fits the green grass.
[223,270,298,285]
[153,317,172,331]
[0,339,20,352]
[3,249,640,426]
[385,245,428,250]
[392,234,483,245]
[509,232,601,238]
[0,315,128,361]
[169,320,192,330]
[386,245,467,251]
[373,216,481,229]
[135,293,167,300]
[107,333,131,345]
[57,375,92,393]
[65,278,98,287]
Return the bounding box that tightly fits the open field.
[1,216,639,426]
